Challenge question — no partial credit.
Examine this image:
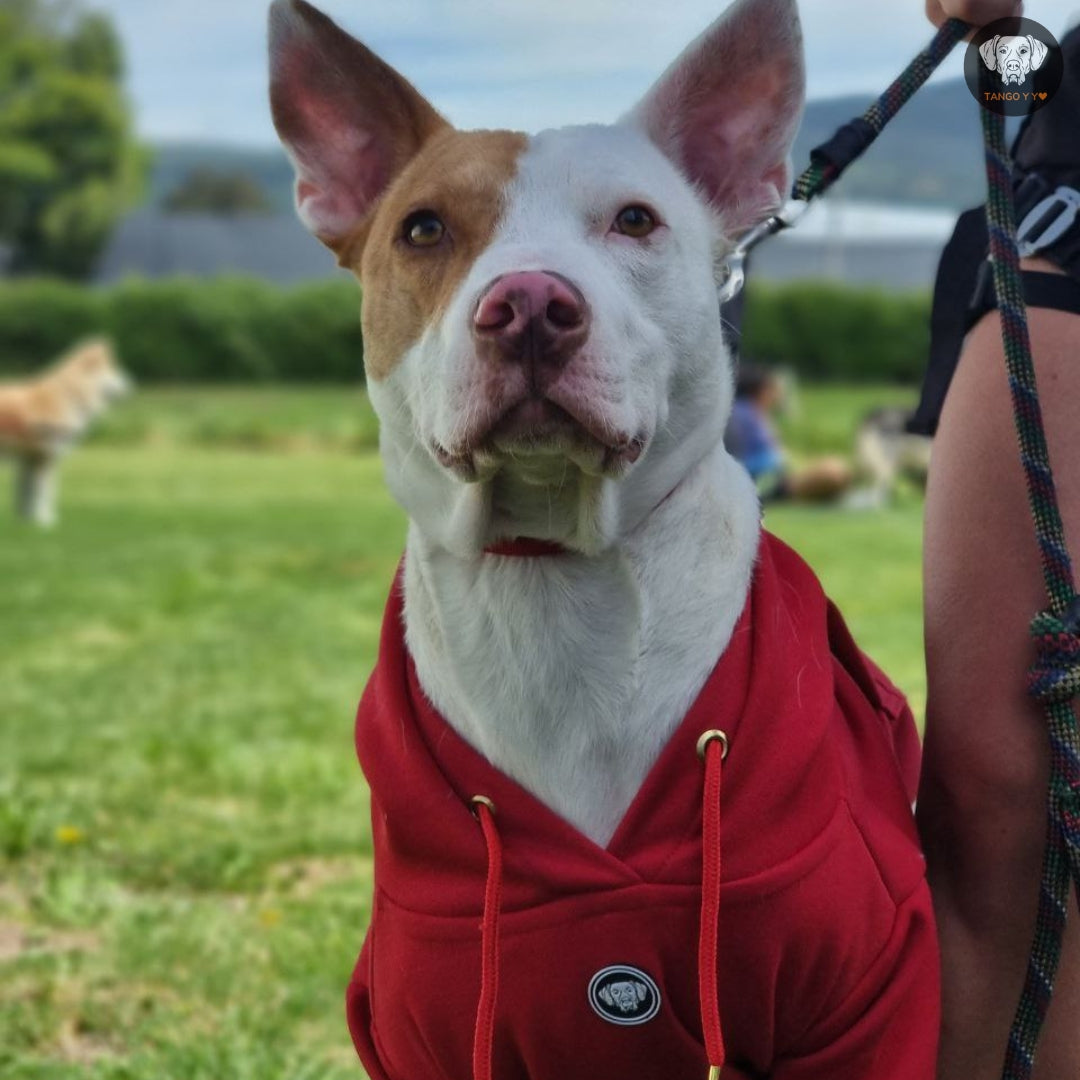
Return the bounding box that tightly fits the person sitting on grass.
[725,363,852,502]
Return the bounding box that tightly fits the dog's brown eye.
[613,205,656,238]
[403,210,445,247]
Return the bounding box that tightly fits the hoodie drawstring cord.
[470,795,502,1080]
[697,729,728,1080]
[469,735,726,1080]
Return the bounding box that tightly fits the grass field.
[1,384,920,1079]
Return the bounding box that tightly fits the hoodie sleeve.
[770,880,940,1080]
[825,600,922,804]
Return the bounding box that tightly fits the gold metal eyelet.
[707,1067,722,1080]
[469,795,496,817]
[696,729,729,762]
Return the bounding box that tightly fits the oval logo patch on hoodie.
[587,966,661,1026]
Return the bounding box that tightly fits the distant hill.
[149,143,296,215]
[147,78,1003,215]
[790,78,1002,210]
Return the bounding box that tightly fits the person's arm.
[917,257,1080,1080]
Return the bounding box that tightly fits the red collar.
[483,538,568,557]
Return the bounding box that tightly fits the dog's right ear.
[268,0,447,252]
[979,36,1000,71]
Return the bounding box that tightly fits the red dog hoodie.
[347,533,940,1079]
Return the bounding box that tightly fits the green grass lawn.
[90,384,382,454]
[1,384,921,1079]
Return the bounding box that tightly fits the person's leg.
[918,261,1080,1080]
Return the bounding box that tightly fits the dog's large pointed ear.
[625,0,805,235]
[268,0,448,251]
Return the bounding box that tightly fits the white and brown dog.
[0,340,130,527]
[270,2,939,1076]
[270,0,800,843]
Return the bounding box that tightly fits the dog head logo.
[600,980,647,1013]
[964,17,1063,116]
[979,34,1048,85]
[588,966,661,1026]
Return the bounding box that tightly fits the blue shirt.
[725,399,783,479]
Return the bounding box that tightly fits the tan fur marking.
[348,129,528,381]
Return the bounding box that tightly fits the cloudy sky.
[90,0,1079,146]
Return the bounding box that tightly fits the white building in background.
[94,209,345,286]
[751,199,960,291]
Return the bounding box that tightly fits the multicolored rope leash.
[722,17,1080,1080]
[981,96,1080,1080]
[791,18,970,203]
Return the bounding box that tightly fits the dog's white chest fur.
[404,449,759,844]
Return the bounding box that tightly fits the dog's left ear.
[626,0,805,235]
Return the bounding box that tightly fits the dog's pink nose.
[473,272,589,374]
[474,272,585,334]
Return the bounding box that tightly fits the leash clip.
[717,199,810,304]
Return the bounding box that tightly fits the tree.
[162,167,273,215]
[0,0,144,278]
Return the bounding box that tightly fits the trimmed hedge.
[0,275,930,383]
[743,281,931,383]
[0,278,104,371]
[0,276,365,382]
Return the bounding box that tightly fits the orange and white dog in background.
[0,339,130,526]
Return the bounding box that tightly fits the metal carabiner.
[716,199,811,304]
[1017,185,1080,259]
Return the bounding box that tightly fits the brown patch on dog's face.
[340,128,528,381]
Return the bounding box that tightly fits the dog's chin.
[432,399,647,484]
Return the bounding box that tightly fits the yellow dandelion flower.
[258,908,283,928]
[55,825,85,846]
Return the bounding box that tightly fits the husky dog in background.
[0,339,131,526]
[852,406,932,506]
